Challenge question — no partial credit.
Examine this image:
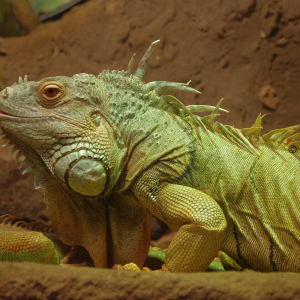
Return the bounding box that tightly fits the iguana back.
[182,122,300,271]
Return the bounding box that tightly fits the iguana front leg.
[107,192,151,268]
[132,183,227,272]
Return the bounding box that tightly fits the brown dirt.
[0,0,300,299]
[1,262,300,300]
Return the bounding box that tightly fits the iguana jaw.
[0,111,51,120]
[0,118,109,197]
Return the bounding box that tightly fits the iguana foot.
[0,214,25,225]
[112,263,142,271]
[60,246,80,266]
[217,251,243,271]
[112,263,167,272]
[207,257,226,271]
[60,246,93,267]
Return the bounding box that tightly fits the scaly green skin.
[0,41,299,272]
[0,215,60,265]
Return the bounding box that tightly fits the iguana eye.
[39,83,64,104]
[45,87,59,98]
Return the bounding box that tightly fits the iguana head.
[0,41,201,198]
[0,72,128,197]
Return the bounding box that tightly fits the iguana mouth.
[0,109,25,118]
[0,111,13,116]
[0,110,40,118]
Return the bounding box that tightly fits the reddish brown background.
[0,0,300,299]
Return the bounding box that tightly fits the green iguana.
[0,41,299,272]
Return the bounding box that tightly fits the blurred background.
[0,0,299,244]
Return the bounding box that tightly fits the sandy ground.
[0,0,300,299]
[1,262,300,300]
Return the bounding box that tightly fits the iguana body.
[0,41,299,272]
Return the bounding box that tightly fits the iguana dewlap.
[0,41,300,272]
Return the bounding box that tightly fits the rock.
[276,37,288,47]
[11,0,40,33]
[257,84,279,110]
